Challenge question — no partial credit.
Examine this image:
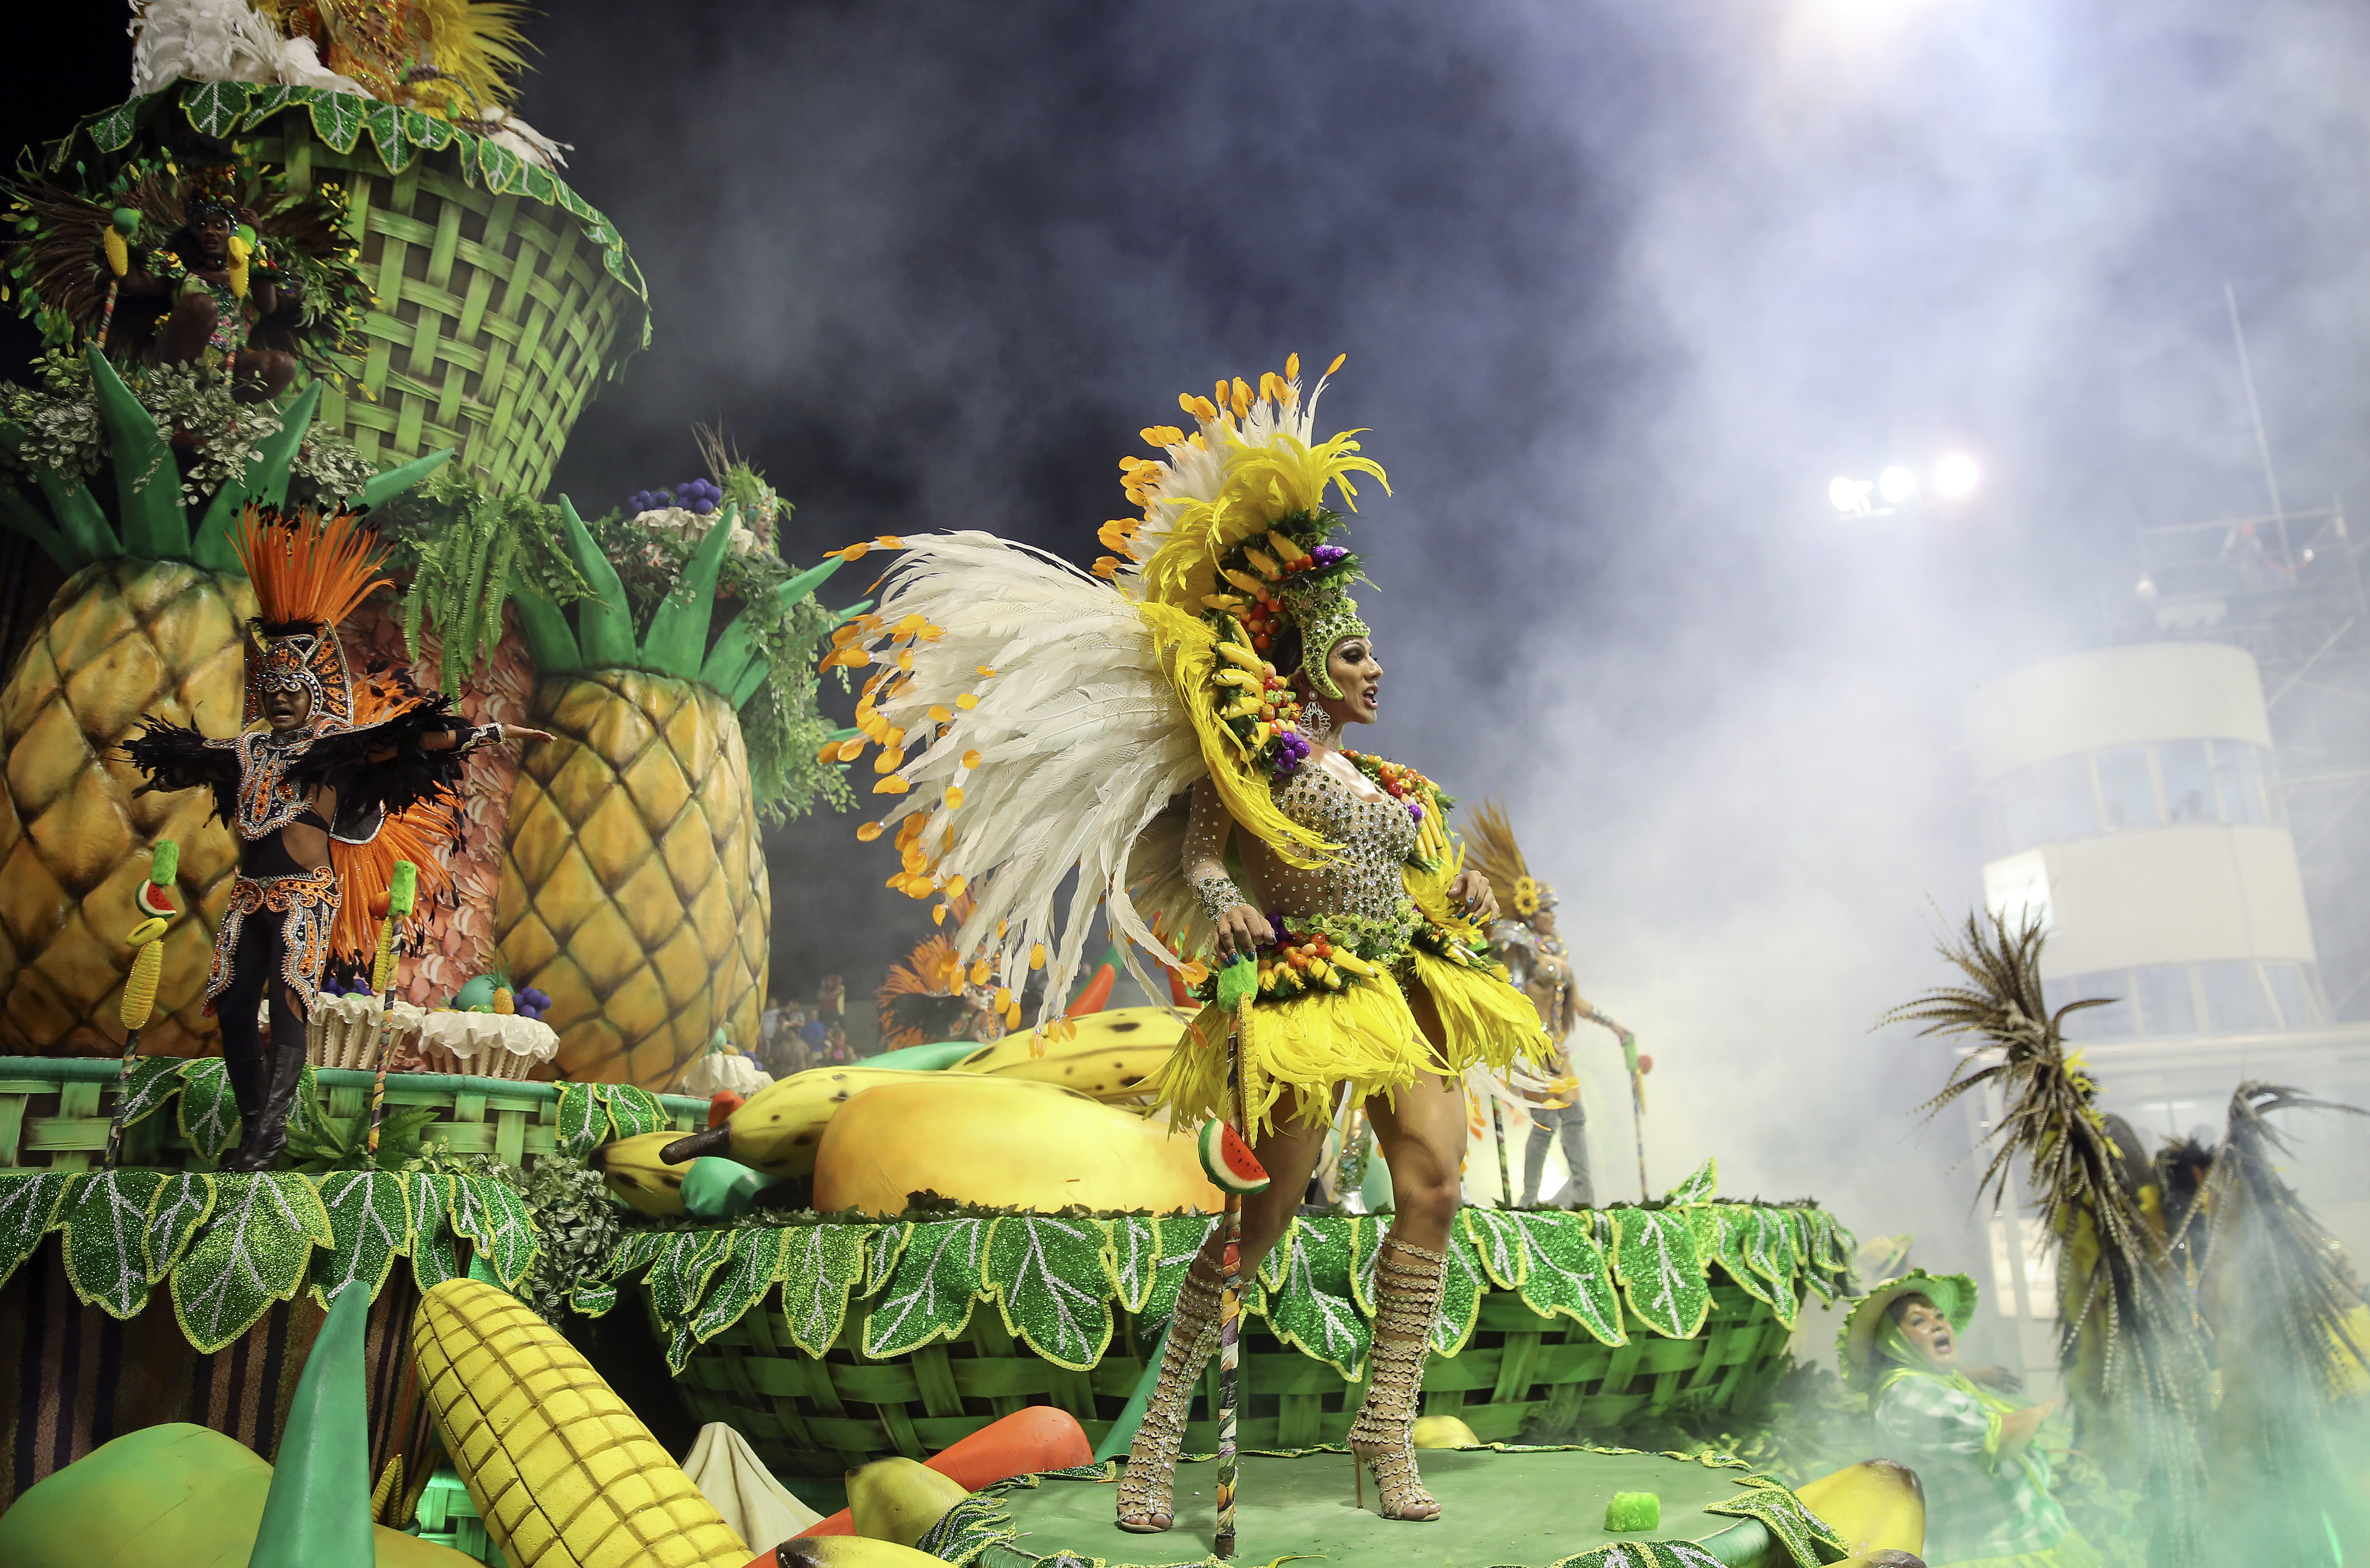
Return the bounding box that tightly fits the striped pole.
[1214,1019,1249,1558]
[365,862,418,1156]
[1492,1093,1514,1207]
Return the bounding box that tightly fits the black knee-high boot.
[219,916,308,1173]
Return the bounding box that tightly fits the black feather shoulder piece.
[288,694,472,821]
[121,719,239,825]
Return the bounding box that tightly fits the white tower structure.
[1960,640,2370,1376]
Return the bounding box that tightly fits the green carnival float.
[0,13,1930,1568]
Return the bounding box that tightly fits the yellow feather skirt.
[1152,953,1550,1138]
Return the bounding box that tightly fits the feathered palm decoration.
[1884,908,2209,1565]
[2196,1083,2370,1558]
[2201,1084,2368,1404]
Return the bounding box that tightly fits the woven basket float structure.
[42,82,650,496]
[678,1278,1794,1478]
[591,1194,1844,1481]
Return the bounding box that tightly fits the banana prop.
[104,840,179,1169]
[947,1006,1194,1104]
[1792,1459,1926,1560]
[366,861,418,1156]
[662,1066,1093,1178]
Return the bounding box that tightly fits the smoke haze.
[152,0,2361,1315]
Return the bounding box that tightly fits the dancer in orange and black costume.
[124,505,549,1170]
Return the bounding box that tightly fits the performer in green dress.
[1842,1270,2103,1568]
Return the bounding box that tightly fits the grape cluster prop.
[625,477,726,516]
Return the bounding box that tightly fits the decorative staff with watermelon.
[102,840,180,1169]
[364,860,418,1156]
[829,358,1552,1534]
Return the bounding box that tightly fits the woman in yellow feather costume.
[825,358,1547,1531]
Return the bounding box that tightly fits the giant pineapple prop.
[499,500,843,1088]
[0,357,437,1053]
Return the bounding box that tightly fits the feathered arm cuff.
[121,720,239,825]
[288,695,471,819]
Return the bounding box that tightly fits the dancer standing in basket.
[826,358,1548,1528]
[124,505,548,1171]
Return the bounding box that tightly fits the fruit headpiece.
[234,504,392,736]
[1101,356,1388,858]
[1466,799,1557,923]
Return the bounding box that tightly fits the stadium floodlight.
[1829,476,1875,514]
[1933,452,1980,499]
[1878,465,1919,505]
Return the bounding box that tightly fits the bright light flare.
[1933,452,1980,499]
[1829,476,1874,515]
[1878,465,1919,505]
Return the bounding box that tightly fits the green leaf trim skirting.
[913,1449,1850,1568]
[572,1193,1855,1380]
[0,1165,535,1353]
[45,82,650,353]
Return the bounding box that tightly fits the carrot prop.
[364,860,417,1156]
[105,840,179,1169]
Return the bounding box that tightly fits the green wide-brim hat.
[1836,1267,1978,1394]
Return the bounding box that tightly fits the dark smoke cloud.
[522,2,2370,1282]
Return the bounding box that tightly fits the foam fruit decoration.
[812,1077,1222,1215]
[1198,1118,1270,1194]
[1794,1460,1927,1560]
[136,851,177,916]
[412,1278,750,1567]
[0,1280,471,1565]
[663,1067,1091,1179]
[947,1004,1192,1103]
[798,1407,1093,1538]
[845,1457,970,1547]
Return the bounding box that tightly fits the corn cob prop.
[411,1278,749,1567]
[365,860,417,1156]
[104,840,178,1169]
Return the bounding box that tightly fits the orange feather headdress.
[232,503,392,735]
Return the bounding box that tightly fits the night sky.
[10,2,2370,1296]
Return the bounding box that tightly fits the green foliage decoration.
[0,345,446,573]
[368,463,592,695]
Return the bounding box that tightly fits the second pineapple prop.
[121,504,549,1171]
[497,500,849,1088]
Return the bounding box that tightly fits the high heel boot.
[1349,1237,1447,1521]
[1115,1265,1222,1532]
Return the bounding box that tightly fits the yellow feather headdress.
[1102,355,1391,861]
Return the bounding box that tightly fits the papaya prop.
[104,839,178,1169]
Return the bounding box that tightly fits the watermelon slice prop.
[1198,1119,1269,1196]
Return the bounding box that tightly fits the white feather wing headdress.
[837,532,1205,1030]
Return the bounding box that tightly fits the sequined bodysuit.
[1183,753,1423,946]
